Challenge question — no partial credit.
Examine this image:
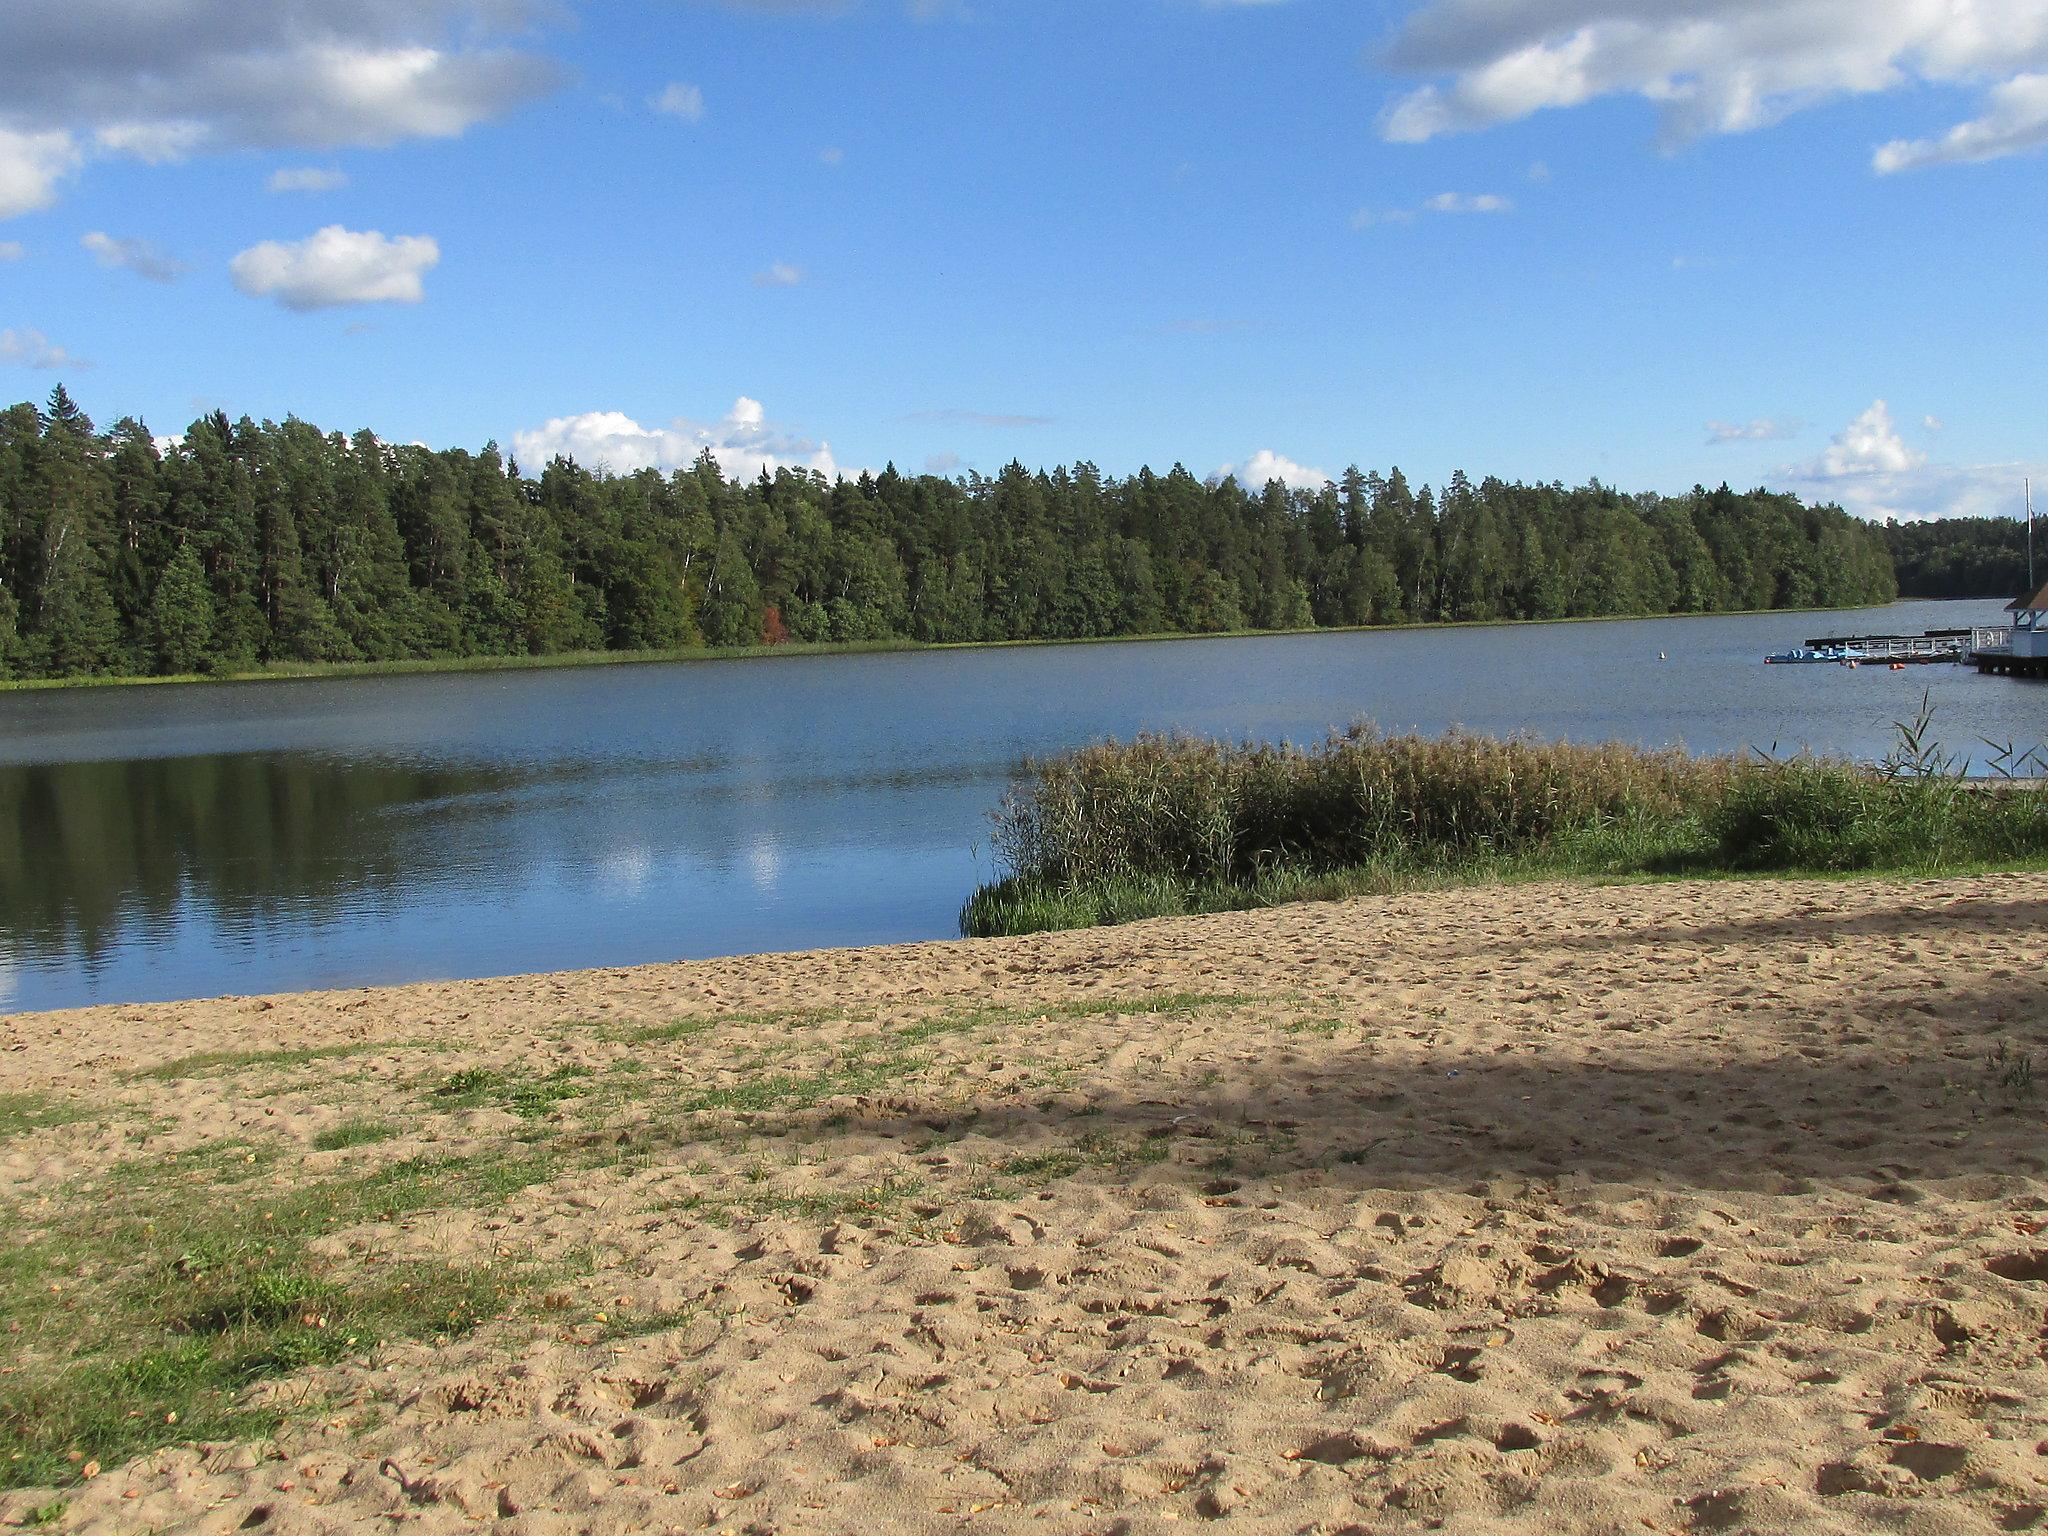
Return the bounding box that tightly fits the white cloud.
[1422,190,1512,213]
[1706,417,1799,444]
[0,327,88,370]
[94,120,206,163]
[1217,450,1330,491]
[1816,399,1925,476]
[512,398,843,482]
[0,128,82,220]
[651,82,705,122]
[0,241,23,261]
[0,3,559,216]
[1353,190,1512,228]
[229,225,439,311]
[1774,398,2038,521]
[267,165,349,193]
[82,230,186,282]
[1875,71,2048,172]
[752,261,804,287]
[1381,0,2048,172]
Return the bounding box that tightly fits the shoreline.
[0,595,1991,697]
[4,874,2046,1531]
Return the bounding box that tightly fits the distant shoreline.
[0,594,2000,697]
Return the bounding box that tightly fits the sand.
[3,873,2047,1535]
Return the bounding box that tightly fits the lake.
[1,598,2034,1013]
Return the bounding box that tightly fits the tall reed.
[965,721,2048,937]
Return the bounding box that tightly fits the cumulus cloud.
[0,3,559,217]
[82,231,186,282]
[0,128,82,220]
[1706,417,1799,444]
[651,82,706,122]
[229,225,439,310]
[1875,71,2048,172]
[512,398,843,482]
[1774,398,2039,521]
[751,261,804,287]
[267,165,349,193]
[1815,399,1926,476]
[1217,450,1330,491]
[1379,0,2048,172]
[0,327,88,370]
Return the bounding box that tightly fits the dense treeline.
[1884,516,2036,599]
[0,386,1898,680]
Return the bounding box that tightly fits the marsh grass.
[964,717,2048,937]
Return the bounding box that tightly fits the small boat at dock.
[1764,645,1858,665]
[1765,629,1973,666]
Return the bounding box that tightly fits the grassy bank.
[961,718,2048,937]
[0,598,1947,694]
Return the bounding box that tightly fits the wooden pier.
[1970,645,2048,679]
[1802,628,1973,663]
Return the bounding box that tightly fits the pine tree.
[150,540,216,674]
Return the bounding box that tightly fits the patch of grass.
[1988,1040,2037,1108]
[0,1093,92,1141]
[430,1066,503,1105]
[678,1046,918,1117]
[132,1042,419,1082]
[902,992,1271,1042]
[573,1007,854,1046]
[1282,1016,1347,1038]
[998,1132,1169,1184]
[1000,1149,1084,1181]
[310,1119,398,1152]
[21,1499,67,1526]
[0,1146,563,1493]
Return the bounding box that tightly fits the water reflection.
[2,754,512,972]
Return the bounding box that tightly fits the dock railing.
[1970,626,2013,658]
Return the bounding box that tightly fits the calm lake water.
[2,598,2034,1013]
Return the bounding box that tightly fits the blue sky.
[3,1,2046,520]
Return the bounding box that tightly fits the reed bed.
[962,723,2048,936]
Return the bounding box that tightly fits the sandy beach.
[4,873,2047,1535]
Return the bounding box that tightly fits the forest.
[1882,515,2037,600]
[1,386,1904,680]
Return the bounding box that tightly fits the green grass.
[310,1119,399,1152]
[0,1143,564,1492]
[132,1041,432,1082]
[423,1065,596,1120]
[0,1093,92,1141]
[963,718,2048,939]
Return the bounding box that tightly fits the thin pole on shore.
[2030,478,2036,593]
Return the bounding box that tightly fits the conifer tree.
[150,540,215,674]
